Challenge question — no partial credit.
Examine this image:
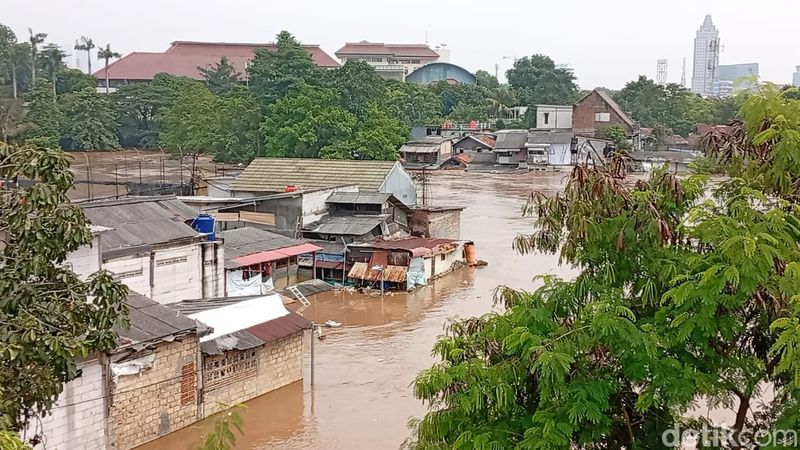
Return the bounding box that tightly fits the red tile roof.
[335,41,439,58]
[93,41,339,81]
[246,313,309,343]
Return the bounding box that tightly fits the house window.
[543,112,550,124]
[180,363,195,406]
[594,112,611,122]
[440,254,446,261]
[204,349,258,391]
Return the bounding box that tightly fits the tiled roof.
[93,41,339,81]
[335,41,439,58]
[230,158,399,193]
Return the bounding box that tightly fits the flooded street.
[138,171,575,450]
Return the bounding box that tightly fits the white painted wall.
[536,105,573,129]
[105,242,224,304]
[547,143,573,165]
[381,163,417,206]
[65,235,102,280]
[25,359,107,449]
[430,244,466,278]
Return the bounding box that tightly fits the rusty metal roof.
[246,313,309,343]
[349,237,462,257]
[348,262,408,283]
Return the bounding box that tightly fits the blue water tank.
[192,214,216,241]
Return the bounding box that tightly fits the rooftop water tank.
[192,214,216,241]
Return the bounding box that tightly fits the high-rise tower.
[691,15,720,96]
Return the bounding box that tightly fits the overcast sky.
[4,0,799,89]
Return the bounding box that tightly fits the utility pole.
[309,322,315,386]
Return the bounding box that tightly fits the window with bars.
[203,349,258,391]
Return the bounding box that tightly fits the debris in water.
[325,320,342,328]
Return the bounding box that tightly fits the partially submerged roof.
[116,292,199,350]
[349,237,465,257]
[170,293,309,355]
[325,192,409,210]
[527,130,574,145]
[304,214,388,236]
[92,41,338,81]
[452,134,496,149]
[348,262,407,283]
[399,144,440,154]
[577,89,636,129]
[230,158,399,193]
[79,196,201,257]
[628,150,699,164]
[494,130,530,150]
[282,279,335,297]
[222,227,321,269]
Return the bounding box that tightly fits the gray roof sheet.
[399,145,440,154]
[221,227,306,261]
[116,292,198,348]
[326,192,392,205]
[200,330,264,355]
[304,214,388,236]
[494,130,529,149]
[80,197,199,254]
[527,130,574,145]
[281,279,335,297]
[230,158,399,193]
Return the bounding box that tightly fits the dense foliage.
[408,85,800,449]
[0,143,128,438]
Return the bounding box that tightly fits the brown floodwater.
[137,170,577,450]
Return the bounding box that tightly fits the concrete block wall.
[25,359,107,450]
[109,339,199,450]
[204,333,304,416]
[150,245,202,303]
[65,236,102,280]
[410,210,461,240]
[104,254,151,298]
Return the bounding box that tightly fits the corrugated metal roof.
[230,158,399,193]
[399,145,440,154]
[80,197,200,255]
[527,130,574,145]
[349,237,462,257]
[304,214,388,236]
[230,243,322,269]
[116,292,198,348]
[326,192,392,205]
[222,227,306,260]
[281,279,335,297]
[200,330,264,356]
[348,262,407,282]
[246,313,309,343]
[494,130,529,149]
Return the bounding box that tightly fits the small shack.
[399,136,453,167]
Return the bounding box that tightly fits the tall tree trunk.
[52,76,57,102]
[105,60,109,94]
[11,67,17,99]
[733,394,751,449]
[31,54,36,84]
[86,50,91,74]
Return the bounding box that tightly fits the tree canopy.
[409,85,800,449]
[506,54,580,108]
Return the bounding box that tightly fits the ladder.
[287,285,311,314]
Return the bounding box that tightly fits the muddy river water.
[138,171,576,450]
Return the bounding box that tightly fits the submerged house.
[493,130,529,166]
[79,196,225,304]
[303,192,411,244]
[230,158,418,206]
[398,136,453,167]
[573,89,637,139]
[169,293,309,416]
[527,129,575,166]
[221,227,322,294]
[347,238,474,290]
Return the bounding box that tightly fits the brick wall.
[108,338,200,450]
[573,91,634,137]
[204,333,304,416]
[26,359,107,449]
[410,209,461,240]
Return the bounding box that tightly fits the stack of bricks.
[204,332,304,416]
[108,338,200,450]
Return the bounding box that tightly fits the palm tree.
[9,43,29,99]
[487,86,517,119]
[74,36,95,74]
[28,28,46,83]
[38,44,65,101]
[97,44,121,94]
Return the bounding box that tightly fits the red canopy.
[231,243,322,268]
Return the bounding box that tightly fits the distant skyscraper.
[794,66,800,87]
[691,15,720,96]
[715,63,759,97]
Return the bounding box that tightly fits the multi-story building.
[794,66,800,87]
[334,41,439,80]
[691,15,721,96]
[714,63,759,97]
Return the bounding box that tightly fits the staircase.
[287,285,311,314]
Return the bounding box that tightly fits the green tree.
[0,97,28,143]
[159,82,221,154]
[448,101,488,122]
[212,87,261,163]
[487,85,517,119]
[8,43,31,99]
[320,103,408,160]
[380,80,441,126]
[37,43,65,101]
[260,82,356,158]
[60,88,119,150]
[329,59,386,118]
[0,142,128,435]
[506,54,579,107]
[475,69,500,89]
[432,82,488,117]
[24,80,63,147]
[113,82,174,147]
[248,31,318,106]
[0,25,16,91]
[27,28,46,85]
[598,123,630,149]
[97,44,121,94]
[194,405,246,450]
[56,68,95,95]
[73,36,95,74]
[410,86,800,449]
[199,56,241,96]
